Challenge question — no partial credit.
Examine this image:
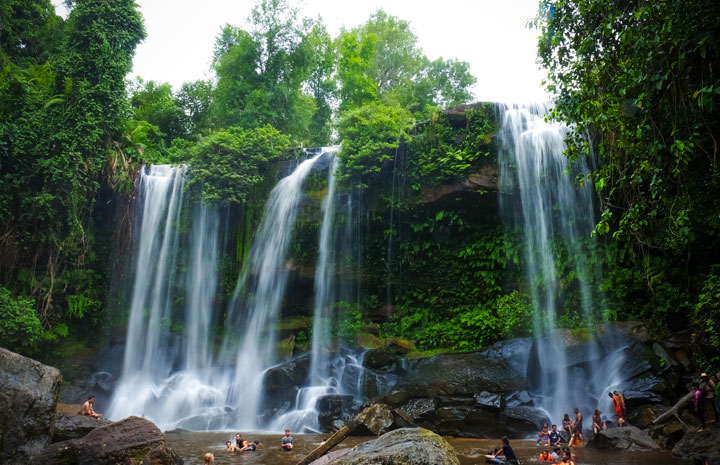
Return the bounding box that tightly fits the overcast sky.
[52,0,548,103]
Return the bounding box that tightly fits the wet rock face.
[312,427,460,465]
[29,416,183,465]
[672,429,720,465]
[262,353,310,410]
[0,347,62,465]
[587,426,660,451]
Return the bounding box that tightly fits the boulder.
[317,394,353,432]
[0,347,62,465]
[672,429,720,465]
[587,426,660,451]
[350,403,397,436]
[311,427,460,465]
[262,354,310,409]
[29,416,183,465]
[52,413,112,443]
[363,348,400,372]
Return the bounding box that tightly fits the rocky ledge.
[29,416,183,465]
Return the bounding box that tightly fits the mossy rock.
[355,332,384,349]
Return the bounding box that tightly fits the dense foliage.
[536,0,720,354]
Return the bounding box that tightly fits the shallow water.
[165,432,692,465]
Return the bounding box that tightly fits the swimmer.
[225,441,240,452]
[281,429,294,451]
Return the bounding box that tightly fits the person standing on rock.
[573,408,583,434]
[701,373,716,424]
[80,396,102,419]
[609,392,626,426]
[592,409,606,435]
[693,382,706,432]
[613,390,627,416]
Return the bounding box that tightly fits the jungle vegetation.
[0,0,718,371]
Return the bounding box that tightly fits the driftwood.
[652,391,694,426]
[295,425,352,465]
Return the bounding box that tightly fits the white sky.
[52,0,548,103]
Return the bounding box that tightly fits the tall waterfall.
[497,103,622,424]
[219,152,324,428]
[109,166,224,426]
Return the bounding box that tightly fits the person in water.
[561,413,573,435]
[225,441,240,452]
[539,449,552,461]
[610,392,627,426]
[569,429,584,447]
[550,446,561,461]
[80,396,102,419]
[235,433,248,449]
[549,424,562,446]
[203,452,214,464]
[592,409,606,434]
[486,437,519,464]
[282,429,294,451]
[537,422,550,446]
[242,440,260,451]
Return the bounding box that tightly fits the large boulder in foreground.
[672,429,720,465]
[29,416,183,465]
[52,413,112,443]
[0,347,62,465]
[310,427,459,465]
[587,426,660,451]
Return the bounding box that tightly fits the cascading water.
[497,103,624,426]
[219,152,324,429]
[109,166,225,426]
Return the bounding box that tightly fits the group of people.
[693,372,720,433]
[224,432,261,452]
[221,428,293,454]
[528,391,629,464]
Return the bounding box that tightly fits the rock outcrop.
[587,426,660,451]
[52,413,112,443]
[0,347,62,465]
[29,416,183,465]
[310,427,459,465]
[672,429,720,465]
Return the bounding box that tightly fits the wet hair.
[253,440,260,444]
[285,429,291,433]
[203,452,213,464]
[554,446,561,452]
[594,409,601,415]
[501,436,509,445]
[88,395,95,400]
[226,441,231,445]
[563,413,570,419]
[608,392,614,397]
[236,433,242,437]
[574,407,579,413]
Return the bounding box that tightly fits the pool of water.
[165,431,692,465]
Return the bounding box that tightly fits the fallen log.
[296,425,351,465]
[652,391,693,425]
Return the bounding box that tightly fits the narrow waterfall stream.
[497,103,624,424]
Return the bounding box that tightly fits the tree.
[211,0,335,144]
[536,0,720,328]
[129,79,189,144]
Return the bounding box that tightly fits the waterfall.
[309,154,340,385]
[497,103,622,426]
[220,152,324,428]
[109,166,225,427]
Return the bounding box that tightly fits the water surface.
[165,432,692,465]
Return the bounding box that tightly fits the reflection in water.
[165,432,692,465]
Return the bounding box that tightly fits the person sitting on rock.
[80,396,102,419]
[549,424,562,446]
[281,429,294,451]
[242,440,260,451]
[225,441,240,452]
[486,437,519,464]
[592,409,606,434]
[537,422,550,446]
[562,413,573,435]
[569,430,584,447]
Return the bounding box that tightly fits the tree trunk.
[295,425,351,465]
[652,391,694,425]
